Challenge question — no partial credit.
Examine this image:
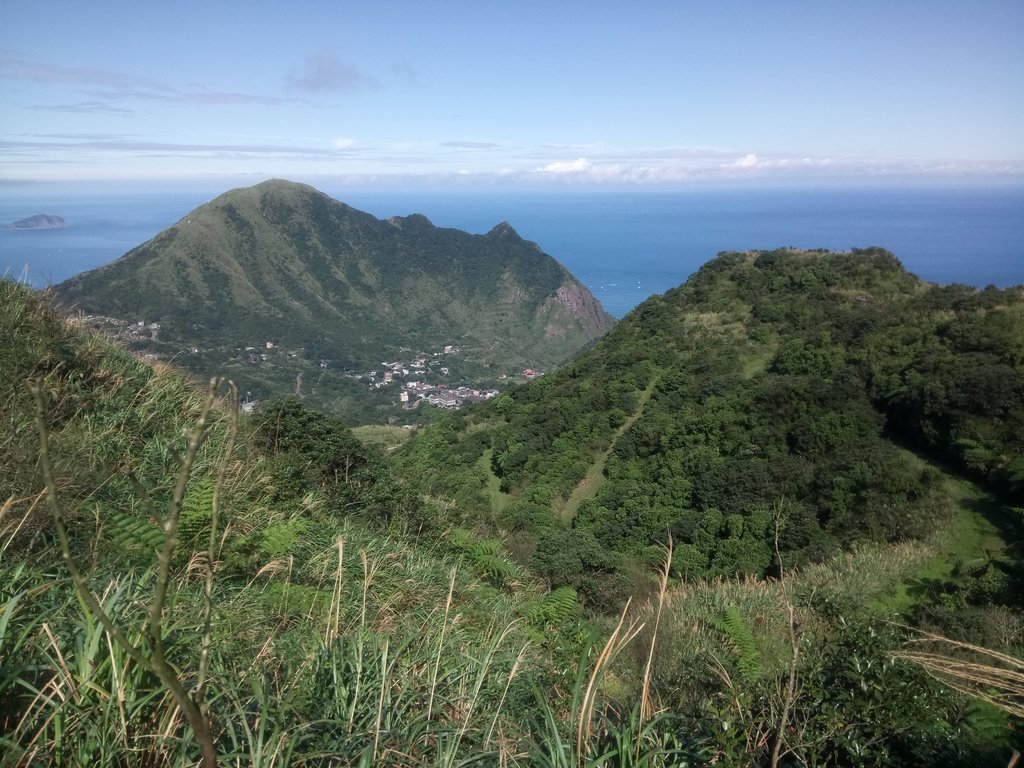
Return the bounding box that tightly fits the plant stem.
[30,379,220,767]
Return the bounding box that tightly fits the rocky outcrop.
[554,282,614,336]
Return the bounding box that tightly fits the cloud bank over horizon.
[2,131,1018,187]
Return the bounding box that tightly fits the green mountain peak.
[54,180,614,418]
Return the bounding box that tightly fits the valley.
[6,3,1021,763]
[73,310,517,421]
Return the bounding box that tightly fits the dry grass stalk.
[372,637,390,763]
[324,536,345,646]
[427,565,458,723]
[0,493,42,552]
[198,381,238,705]
[486,642,530,749]
[640,537,672,723]
[894,628,1024,717]
[577,598,644,765]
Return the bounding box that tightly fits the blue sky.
[2,1,1022,187]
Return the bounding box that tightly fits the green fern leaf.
[178,476,215,552]
[541,586,581,626]
[711,603,762,685]
[104,507,163,557]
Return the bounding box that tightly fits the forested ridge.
[399,248,1022,600]
[2,246,1022,766]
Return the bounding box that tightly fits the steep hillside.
[54,179,613,420]
[4,277,1018,766]
[0,278,579,764]
[399,248,1024,601]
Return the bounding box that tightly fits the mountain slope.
[54,180,613,405]
[398,248,1024,600]
[0,277,574,763]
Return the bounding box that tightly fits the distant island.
[6,214,66,230]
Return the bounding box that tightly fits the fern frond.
[178,476,214,552]
[711,603,762,685]
[104,506,163,556]
[542,586,582,627]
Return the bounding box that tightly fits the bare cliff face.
[553,282,613,337]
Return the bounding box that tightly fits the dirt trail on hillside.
[557,376,659,523]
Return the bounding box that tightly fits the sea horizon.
[2,182,1022,318]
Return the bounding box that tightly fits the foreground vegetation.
[2,252,1022,767]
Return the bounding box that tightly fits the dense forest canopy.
[398,248,1023,599]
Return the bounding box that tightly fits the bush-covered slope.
[398,248,1024,599]
[0,279,585,764]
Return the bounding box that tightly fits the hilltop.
[54,179,613,420]
[394,246,1024,761]
[399,247,1023,600]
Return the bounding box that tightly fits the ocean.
[2,184,1021,318]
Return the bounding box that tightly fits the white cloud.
[537,157,591,174]
[442,141,500,150]
[2,55,287,108]
[6,129,1020,184]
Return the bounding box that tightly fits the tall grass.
[5,281,1016,765]
[2,500,696,766]
[0,553,195,766]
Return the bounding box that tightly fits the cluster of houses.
[400,382,499,410]
[243,340,288,364]
[71,314,161,345]
[358,346,456,390]
[71,314,545,420]
[344,345,498,409]
[94,321,532,414]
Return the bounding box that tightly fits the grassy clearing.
[740,344,775,379]
[351,424,413,450]
[478,448,512,515]
[877,450,1009,614]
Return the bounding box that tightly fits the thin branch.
[149,378,221,665]
[29,378,220,767]
[771,605,800,768]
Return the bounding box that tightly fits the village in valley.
[71,312,540,418]
[237,339,541,416]
[351,345,526,411]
